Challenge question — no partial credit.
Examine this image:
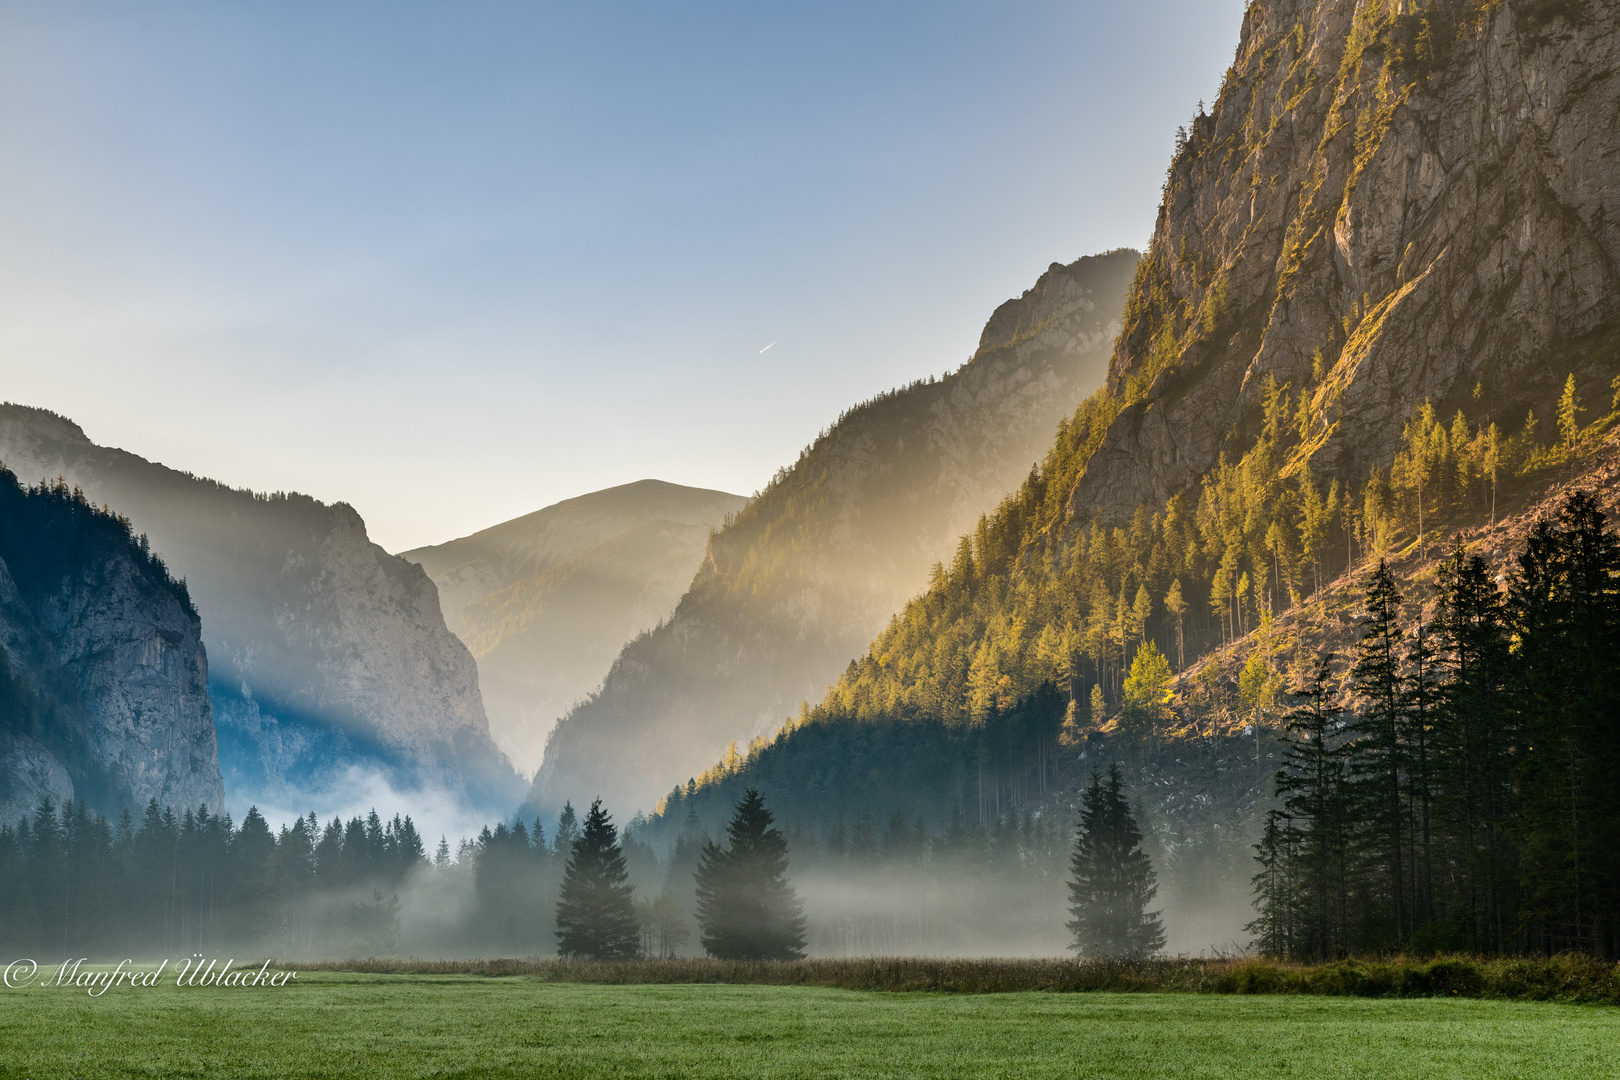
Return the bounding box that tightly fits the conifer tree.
[1507,491,1620,954]
[1247,810,1298,959]
[694,789,806,960]
[1066,764,1164,957]
[1164,579,1187,670]
[1349,561,1409,945]
[554,799,639,960]
[1557,373,1582,448]
[1268,655,1351,960]
[1433,541,1512,950]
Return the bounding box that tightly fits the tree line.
[0,775,1169,962]
[1252,491,1620,959]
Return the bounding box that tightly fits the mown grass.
[303,953,1620,1003]
[3,972,1618,1079]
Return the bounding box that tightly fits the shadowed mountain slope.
[525,249,1141,817]
[0,468,222,826]
[0,406,521,814]
[402,480,746,774]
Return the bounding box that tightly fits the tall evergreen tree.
[1263,654,1352,960]
[554,799,640,960]
[1507,491,1620,955]
[1432,542,1513,951]
[694,789,806,960]
[1066,764,1164,957]
[1349,561,1410,946]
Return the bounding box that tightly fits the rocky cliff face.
[403,480,746,774]
[0,471,222,826]
[1079,0,1619,523]
[526,249,1141,817]
[0,407,521,813]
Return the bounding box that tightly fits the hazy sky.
[1,0,1246,553]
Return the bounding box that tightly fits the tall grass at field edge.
[296,954,1620,1003]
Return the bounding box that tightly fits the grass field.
[2,972,1618,1079]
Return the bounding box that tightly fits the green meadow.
[2,971,1617,1079]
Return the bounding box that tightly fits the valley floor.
[1,973,1615,1079]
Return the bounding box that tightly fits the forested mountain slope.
[791,0,1620,731]
[645,0,1620,953]
[403,481,746,775]
[0,468,222,826]
[526,250,1141,817]
[0,406,521,814]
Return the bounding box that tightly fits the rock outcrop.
[1079,0,1620,523]
[0,406,521,813]
[0,470,223,826]
[403,480,747,774]
[526,249,1141,817]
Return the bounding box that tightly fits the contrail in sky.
[759,341,777,354]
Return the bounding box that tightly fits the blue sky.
[0,0,1246,552]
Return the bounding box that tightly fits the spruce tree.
[1508,491,1620,954]
[1267,654,1350,960]
[1348,560,1410,946]
[1066,764,1165,957]
[554,799,639,960]
[694,789,806,959]
[1432,542,1512,951]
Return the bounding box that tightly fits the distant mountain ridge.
[524,248,1141,818]
[0,405,521,814]
[402,480,746,773]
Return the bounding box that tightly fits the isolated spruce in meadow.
[694,789,806,960]
[1066,763,1165,957]
[554,799,639,960]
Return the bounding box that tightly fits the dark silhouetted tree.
[694,789,806,960]
[1067,764,1164,957]
[554,799,639,960]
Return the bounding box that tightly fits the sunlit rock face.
[403,480,748,776]
[0,469,223,826]
[0,407,522,815]
[1075,0,1620,524]
[526,249,1141,819]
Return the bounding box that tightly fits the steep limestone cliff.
[526,249,1140,817]
[0,470,222,826]
[0,407,521,813]
[1081,0,1619,522]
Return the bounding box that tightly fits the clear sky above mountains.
[0,0,1244,552]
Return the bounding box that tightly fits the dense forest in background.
[0,790,1087,959]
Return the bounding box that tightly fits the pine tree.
[554,799,639,960]
[1164,579,1188,670]
[1066,764,1164,957]
[1557,373,1582,448]
[1432,541,1513,950]
[1271,654,1351,960]
[1507,491,1620,954]
[1349,560,1409,946]
[554,801,579,856]
[694,789,806,960]
[1247,810,1298,959]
